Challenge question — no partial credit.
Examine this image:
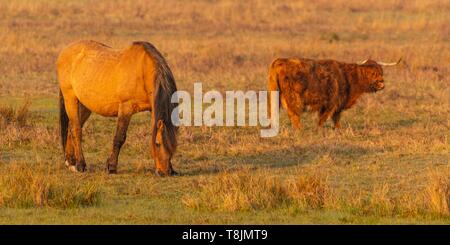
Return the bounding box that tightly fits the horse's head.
[151,119,178,176]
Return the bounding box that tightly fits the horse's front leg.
[106,103,133,174]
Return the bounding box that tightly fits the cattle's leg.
[63,92,87,172]
[106,103,133,174]
[281,96,302,129]
[318,106,336,127]
[65,104,91,168]
[332,111,341,129]
[267,72,279,120]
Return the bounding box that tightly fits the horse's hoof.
[68,165,79,173]
[106,165,117,174]
[65,161,86,173]
[155,169,165,177]
[76,164,86,172]
[155,169,179,177]
[108,169,117,174]
[68,164,86,173]
[64,160,70,167]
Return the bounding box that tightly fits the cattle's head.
[358,58,401,93]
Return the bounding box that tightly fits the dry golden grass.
[183,167,450,218]
[183,168,289,211]
[425,171,450,215]
[1,105,100,209]
[0,162,102,208]
[0,100,31,128]
[286,173,330,210]
[0,0,448,96]
[0,0,448,223]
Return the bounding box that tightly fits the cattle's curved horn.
[376,57,402,66]
[358,59,369,65]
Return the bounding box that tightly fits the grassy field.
[0,0,449,224]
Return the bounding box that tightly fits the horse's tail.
[135,41,178,155]
[59,89,69,155]
[268,59,282,118]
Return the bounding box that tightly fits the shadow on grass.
[180,142,384,176]
[379,118,418,130]
[349,117,418,131]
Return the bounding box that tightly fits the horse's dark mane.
[134,41,178,155]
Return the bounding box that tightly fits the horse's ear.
[157,119,164,130]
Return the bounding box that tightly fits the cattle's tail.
[59,89,69,156]
[267,59,282,119]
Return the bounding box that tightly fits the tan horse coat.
[57,40,178,175]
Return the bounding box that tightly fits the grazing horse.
[57,40,178,176]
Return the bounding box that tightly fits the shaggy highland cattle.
[268,57,401,129]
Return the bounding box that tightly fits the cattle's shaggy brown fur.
[268,58,388,129]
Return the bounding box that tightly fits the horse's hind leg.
[65,103,91,168]
[63,92,87,172]
[64,123,76,168]
[106,103,133,174]
[79,103,92,128]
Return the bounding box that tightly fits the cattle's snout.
[373,81,385,91]
[376,82,384,90]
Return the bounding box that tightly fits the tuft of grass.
[339,184,396,217]
[286,173,330,209]
[0,162,102,209]
[183,168,450,219]
[183,169,287,211]
[183,169,330,211]
[424,170,449,216]
[0,100,31,128]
